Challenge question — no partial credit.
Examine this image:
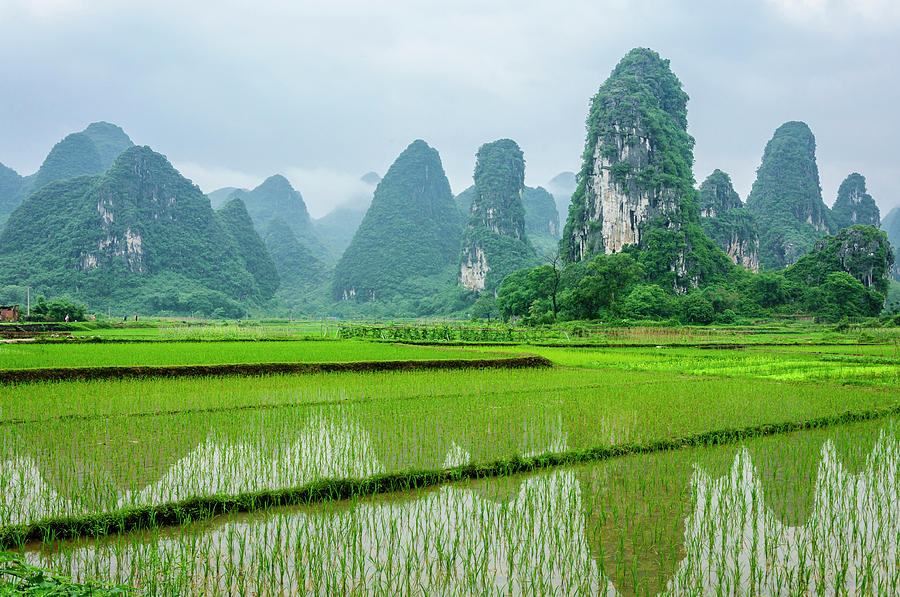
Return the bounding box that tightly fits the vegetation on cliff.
[313,172,378,259]
[0,146,263,317]
[216,198,279,299]
[698,170,759,270]
[561,48,735,290]
[333,140,461,302]
[229,175,329,262]
[459,139,537,293]
[0,122,133,227]
[831,173,880,231]
[746,121,833,269]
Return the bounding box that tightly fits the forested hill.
[831,173,880,230]
[0,122,133,227]
[228,175,330,262]
[332,139,461,302]
[746,121,833,269]
[0,146,266,317]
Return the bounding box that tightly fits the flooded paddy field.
[1,335,898,595]
[16,417,900,595]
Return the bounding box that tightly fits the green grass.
[472,344,900,387]
[0,340,502,370]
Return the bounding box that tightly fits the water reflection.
[20,422,900,596]
[1,405,571,525]
[666,429,900,595]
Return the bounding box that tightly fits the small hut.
[0,305,20,322]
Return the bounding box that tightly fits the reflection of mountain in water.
[25,425,900,595]
[665,429,900,596]
[29,469,616,595]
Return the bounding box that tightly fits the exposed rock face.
[459,246,489,292]
[333,140,461,301]
[831,173,880,231]
[562,48,734,291]
[698,170,759,272]
[785,225,894,296]
[747,121,833,269]
[563,49,694,262]
[459,139,537,293]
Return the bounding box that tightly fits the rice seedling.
[12,418,900,596]
[0,340,503,371]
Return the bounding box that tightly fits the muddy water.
[18,418,900,596]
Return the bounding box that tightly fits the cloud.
[172,162,262,196]
[765,0,900,30]
[281,167,374,219]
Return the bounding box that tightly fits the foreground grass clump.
[14,418,900,596]
[0,551,128,595]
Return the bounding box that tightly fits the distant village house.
[0,305,20,322]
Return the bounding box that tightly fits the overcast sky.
[1,0,898,218]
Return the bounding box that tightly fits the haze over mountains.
[0,48,895,320]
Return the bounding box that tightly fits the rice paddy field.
[1,322,899,595]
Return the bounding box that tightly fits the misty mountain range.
[0,48,895,320]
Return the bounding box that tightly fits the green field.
[473,343,900,386]
[0,340,502,370]
[1,323,899,595]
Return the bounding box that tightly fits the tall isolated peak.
[698,169,742,218]
[561,48,733,291]
[332,139,461,301]
[459,139,536,293]
[747,120,833,269]
[832,172,880,230]
[562,47,695,262]
[470,139,526,240]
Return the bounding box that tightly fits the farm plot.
[0,340,498,370]
[475,344,900,387]
[1,366,896,531]
[16,416,900,596]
